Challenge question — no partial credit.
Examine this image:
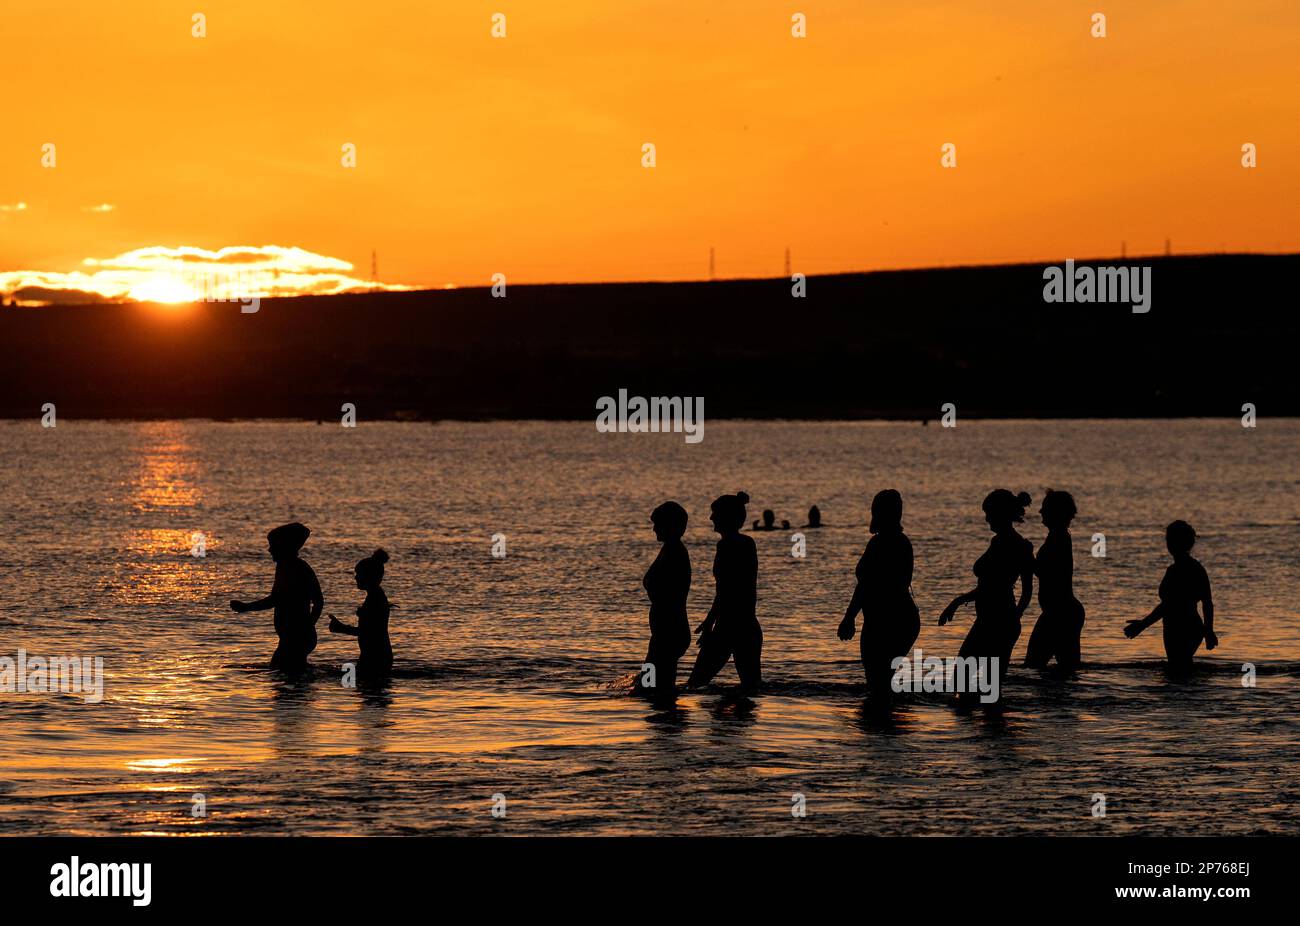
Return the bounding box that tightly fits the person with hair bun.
[1024,489,1086,671]
[687,491,763,691]
[1124,521,1217,672]
[329,548,393,678]
[836,489,920,702]
[939,490,1035,699]
[638,501,692,702]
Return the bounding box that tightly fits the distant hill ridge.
[0,254,1294,419]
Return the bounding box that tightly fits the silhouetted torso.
[959,530,1032,674]
[856,530,914,609]
[1159,556,1209,633]
[1035,530,1073,605]
[355,588,393,672]
[712,533,758,631]
[1024,528,1086,670]
[853,529,920,691]
[272,557,322,665]
[687,532,762,689]
[973,532,1032,613]
[644,540,691,646]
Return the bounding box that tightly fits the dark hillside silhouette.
[0,254,1294,419]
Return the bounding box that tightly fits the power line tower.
[370,250,378,282]
[708,247,715,281]
[784,246,791,276]
[1164,238,1172,257]
[1120,240,1126,259]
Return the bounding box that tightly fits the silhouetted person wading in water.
[637,502,692,702]
[1023,490,1085,671]
[329,548,394,679]
[1125,520,1217,672]
[230,522,323,672]
[837,489,920,701]
[687,491,762,691]
[939,490,1034,700]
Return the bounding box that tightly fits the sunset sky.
[2,0,1298,299]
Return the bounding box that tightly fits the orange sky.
[2,0,1298,295]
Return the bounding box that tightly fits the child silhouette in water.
[329,549,393,677]
[1125,521,1217,672]
[230,522,323,672]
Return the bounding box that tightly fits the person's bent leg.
[733,625,763,690]
[1023,613,1053,668]
[686,635,732,689]
[1057,603,1085,672]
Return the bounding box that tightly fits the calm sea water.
[0,419,1296,835]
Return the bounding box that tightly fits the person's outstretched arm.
[938,588,976,625]
[231,593,274,613]
[1125,604,1162,638]
[328,614,358,635]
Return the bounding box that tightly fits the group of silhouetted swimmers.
[638,488,1218,706]
[230,523,392,678]
[230,490,1219,705]
[752,504,821,532]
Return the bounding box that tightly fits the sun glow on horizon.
[127,276,200,305]
[0,245,410,306]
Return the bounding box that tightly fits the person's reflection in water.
[837,489,920,706]
[709,689,758,725]
[1125,520,1217,674]
[230,522,323,673]
[1023,490,1085,672]
[854,697,916,735]
[269,675,320,763]
[939,491,1034,708]
[637,502,692,706]
[644,702,690,733]
[687,491,762,693]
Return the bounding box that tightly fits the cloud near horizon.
[0,245,411,305]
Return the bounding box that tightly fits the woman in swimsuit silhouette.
[687,491,762,692]
[837,489,920,701]
[1023,489,1085,671]
[1124,520,1217,672]
[230,522,323,672]
[939,490,1034,697]
[637,501,692,702]
[328,548,393,679]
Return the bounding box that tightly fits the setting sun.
[128,276,198,305]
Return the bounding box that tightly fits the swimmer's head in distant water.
[869,489,903,534]
[1166,520,1197,556]
[710,491,750,534]
[1040,489,1077,529]
[982,490,1031,528]
[355,548,389,588]
[651,501,688,541]
[267,522,310,560]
